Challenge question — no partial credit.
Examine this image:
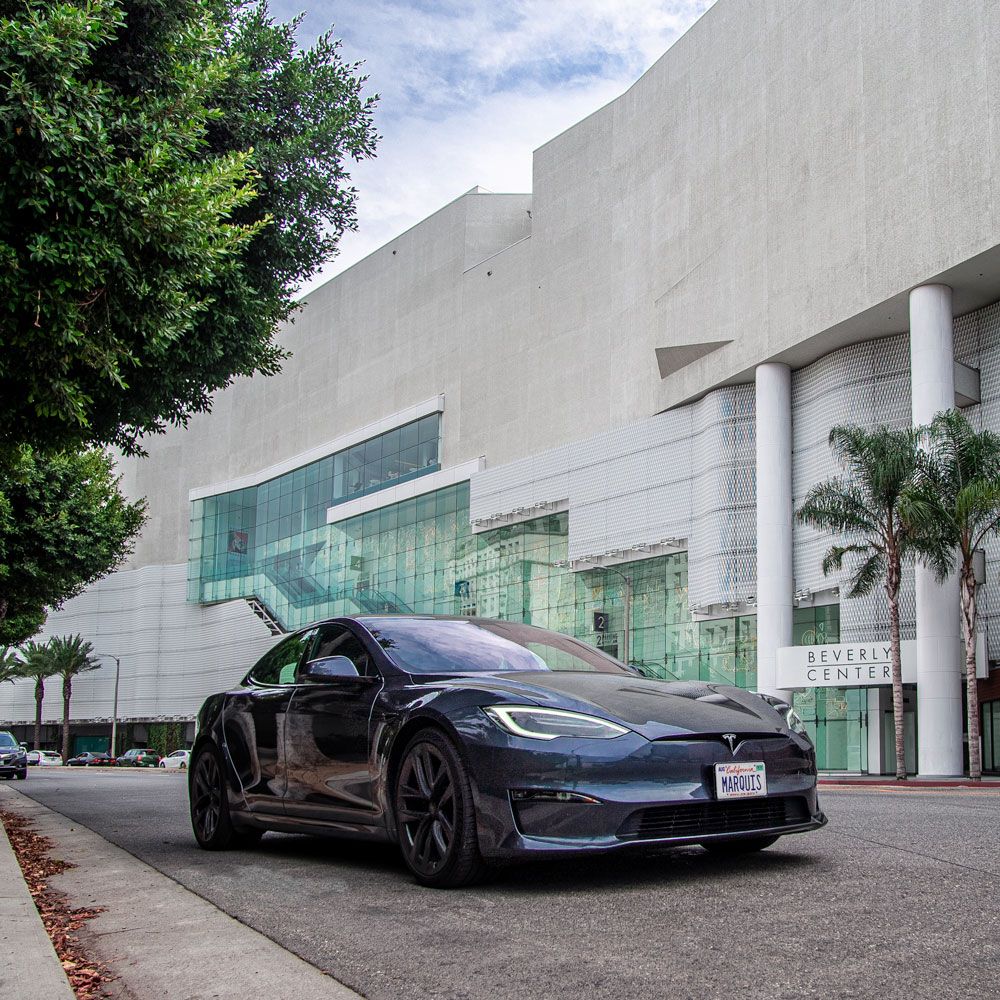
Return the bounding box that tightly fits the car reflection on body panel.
[190,615,826,888]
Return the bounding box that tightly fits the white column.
[755,362,793,697]
[910,283,963,776]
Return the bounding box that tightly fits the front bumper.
[0,760,27,776]
[454,721,826,860]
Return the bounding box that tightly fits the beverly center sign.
[777,641,917,688]
[777,636,986,688]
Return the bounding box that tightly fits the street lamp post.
[97,654,121,757]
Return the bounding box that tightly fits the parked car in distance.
[66,751,117,767]
[0,731,28,780]
[26,750,63,766]
[117,748,161,768]
[159,749,190,770]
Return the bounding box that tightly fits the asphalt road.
[8,769,999,1000]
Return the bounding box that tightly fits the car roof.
[286,613,535,634]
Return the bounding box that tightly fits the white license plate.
[714,761,767,800]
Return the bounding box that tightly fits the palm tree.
[18,641,56,751]
[903,410,1000,780]
[47,635,101,762]
[0,646,21,685]
[797,425,924,780]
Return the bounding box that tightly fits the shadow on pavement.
[235,830,823,893]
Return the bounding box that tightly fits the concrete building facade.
[5,0,1000,774]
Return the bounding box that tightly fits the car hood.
[434,672,785,741]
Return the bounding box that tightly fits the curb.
[819,778,1000,791]
[0,785,363,1000]
[0,815,76,1000]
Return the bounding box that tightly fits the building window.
[187,413,441,603]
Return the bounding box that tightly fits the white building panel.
[0,564,277,726]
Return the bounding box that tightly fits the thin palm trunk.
[61,673,72,763]
[33,677,44,751]
[960,561,982,779]
[886,551,907,780]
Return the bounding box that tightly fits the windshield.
[0,733,17,749]
[361,618,629,675]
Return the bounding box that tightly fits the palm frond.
[797,480,879,537]
[47,635,101,678]
[821,542,872,577]
[845,552,885,599]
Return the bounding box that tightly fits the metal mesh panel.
[687,386,756,608]
[968,301,1000,661]
[470,386,755,607]
[791,335,914,643]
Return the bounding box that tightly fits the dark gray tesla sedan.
[190,615,826,887]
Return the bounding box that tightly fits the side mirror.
[301,655,361,682]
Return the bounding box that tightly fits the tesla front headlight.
[484,705,630,740]
[784,706,809,736]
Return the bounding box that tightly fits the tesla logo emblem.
[722,734,739,754]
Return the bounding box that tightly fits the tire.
[701,835,779,856]
[393,728,487,888]
[15,770,26,780]
[189,744,262,850]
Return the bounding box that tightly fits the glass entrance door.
[795,687,868,772]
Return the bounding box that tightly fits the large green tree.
[0,448,146,645]
[798,425,925,780]
[903,410,1000,780]
[0,0,377,455]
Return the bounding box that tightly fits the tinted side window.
[307,625,376,678]
[250,631,315,685]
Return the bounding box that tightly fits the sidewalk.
[819,773,1000,790]
[0,817,76,1000]
[0,785,363,1000]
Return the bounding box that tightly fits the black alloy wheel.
[701,835,779,855]
[189,744,261,851]
[394,729,486,888]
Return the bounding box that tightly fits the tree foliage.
[797,424,925,779]
[0,1,377,454]
[0,448,146,645]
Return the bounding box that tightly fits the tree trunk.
[960,561,982,780]
[61,673,72,763]
[33,676,44,751]
[887,559,907,780]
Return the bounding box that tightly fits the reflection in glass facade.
[188,476,853,768]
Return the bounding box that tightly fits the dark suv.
[0,731,27,780]
[117,748,161,768]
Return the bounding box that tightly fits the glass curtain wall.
[189,481,762,686]
[189,476,854,768]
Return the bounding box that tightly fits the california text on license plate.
[714,761,767,799]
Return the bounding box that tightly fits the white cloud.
[269,1,715,294]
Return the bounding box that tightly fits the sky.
[269,0,716,295]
